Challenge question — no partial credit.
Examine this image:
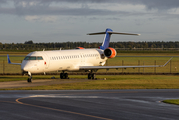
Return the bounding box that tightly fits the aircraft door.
[41,52,50,70]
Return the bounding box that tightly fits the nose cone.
[21,65,29,72]
[21,60,31,72]
[22,66,29,72]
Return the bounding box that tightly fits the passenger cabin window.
[24,56,44,60]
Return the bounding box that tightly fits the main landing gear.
[88,72,96,80]
[60,71,69,79]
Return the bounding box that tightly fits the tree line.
[0,40,179,50]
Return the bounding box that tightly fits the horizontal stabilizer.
[87,32,106,35]
[107,31,140,36]
[87,31,140,36]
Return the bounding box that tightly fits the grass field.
[0,51,29,55]
[0,75,53,82]
[0,52,179,73]
[163,99,179,105]
[1,75,179,90]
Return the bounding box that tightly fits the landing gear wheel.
[27,78,32,83]
[60,73,64,79]
[88,73,92,79]
[60,72,69,79]
[92,73,96,79]
[64,73,69,79]
[88,73,96,79]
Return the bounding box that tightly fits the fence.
[0,59,178,74]
[104,59,176,74]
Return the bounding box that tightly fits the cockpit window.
[29,56,36,60]
[24,56,43,60]
[24,56,30,60]
[37,56,43,60]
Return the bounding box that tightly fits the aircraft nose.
[21,61,31,72]
[22,66,29,72]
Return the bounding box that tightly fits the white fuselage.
[21,49,107,73]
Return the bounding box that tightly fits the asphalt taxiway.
[0,89,179,120]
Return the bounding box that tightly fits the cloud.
[39,0,179,10]
[0,0,179,17]
[0,1,127,16]
[0,0,6,4]
[136,0,179,11]
[25,15,57,22]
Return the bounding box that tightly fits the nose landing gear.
[27,71,32,83]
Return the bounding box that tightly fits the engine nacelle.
[104,47,117,58]
[75,47,84,49]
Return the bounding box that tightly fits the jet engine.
[104,47,117,58]
[75,47,84,49]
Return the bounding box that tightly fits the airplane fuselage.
[21,49,107,73]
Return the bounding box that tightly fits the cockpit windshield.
[24,56,44,60]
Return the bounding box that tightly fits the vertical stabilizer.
[100,28,113,50]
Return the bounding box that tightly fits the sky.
[0,0,179,43]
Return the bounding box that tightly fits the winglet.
[7,54,11,64]
[7,54,21,65]
[162,57,173,67]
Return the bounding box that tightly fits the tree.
[24,40,33,44]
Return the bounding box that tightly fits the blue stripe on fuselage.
[99,28,113,50]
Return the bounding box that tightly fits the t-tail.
[87,28,140,50]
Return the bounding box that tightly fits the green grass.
[0,51,29,55]
[1,75,179,90]
[0,76,26,82]
[163,99,179,105]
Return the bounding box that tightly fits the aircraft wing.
[79,57,172,70]
[7,54,21,65]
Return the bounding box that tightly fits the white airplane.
[7,28,172,82]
